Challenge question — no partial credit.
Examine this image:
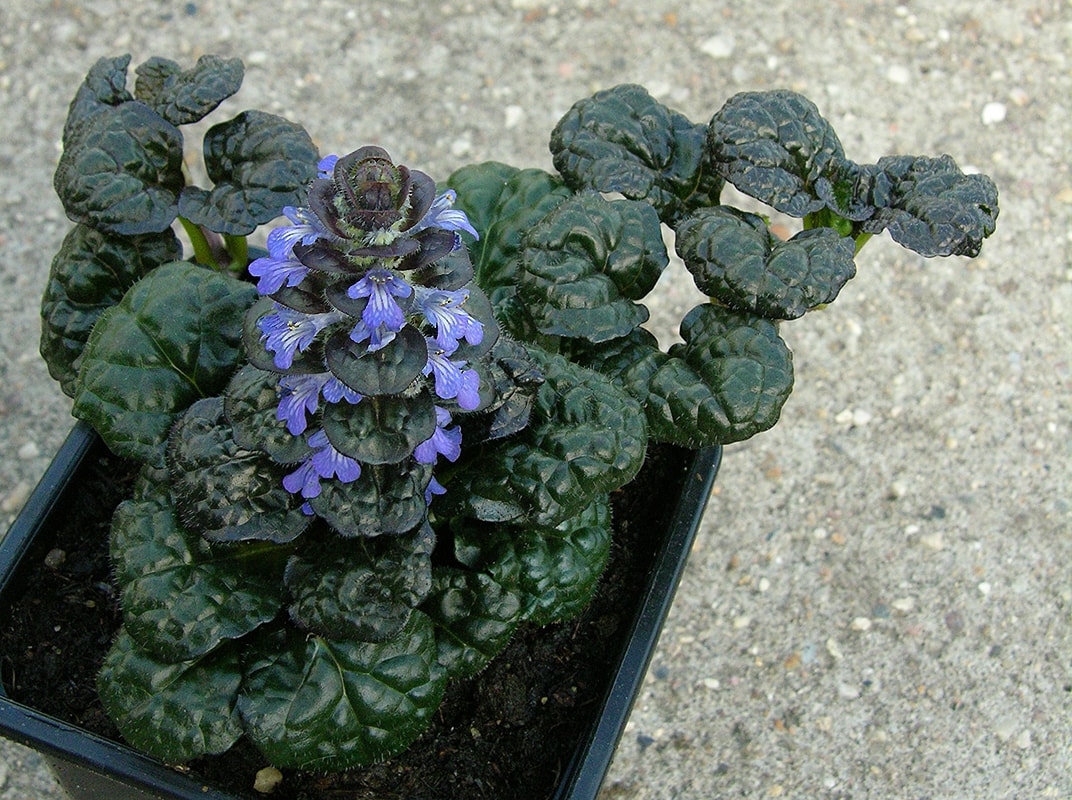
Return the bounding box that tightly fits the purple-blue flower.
[258,307,342,369]
[414,407,463,464]
[414,287,484,352]
[282,429,361,500]
[317,154,338,178]
[411,189,480,241]
[423,342,481,410]
[248,207,331,295]
[424,476,447,506]
[277,373,361,435]
[347,268,413,351]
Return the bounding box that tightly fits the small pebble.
[838,683,860,699]
[44,548,66,569]
[891,597,915,613]
[886,64,910,84]
[253,766,283,794]
[700,34,736,59]
[978,581,992,596]
[2,481,30,512]
[826,638,844,660]
[701,678,720,690]
[17,441,40,460]
[733,615,752,629]
[503,105,525,129]
[981,101,1007,125]
[851,617,872,632]
[919,532,944,551]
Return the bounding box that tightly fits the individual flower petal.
[424,476,447,506]
[317,154,339,178]
[283,460,322,499]
[308,429,362,483]
[414,286,484,352]
[413,407,462,464]
[322,376,362,405]
[412,189,480,240]
[258,307,342,369]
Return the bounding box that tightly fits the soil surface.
[1,440,692,800]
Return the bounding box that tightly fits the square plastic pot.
[0,422,721,800]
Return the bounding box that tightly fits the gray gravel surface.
[1,1,1070,798]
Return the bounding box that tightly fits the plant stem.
[224,234,249,271]
[179,217,217,267]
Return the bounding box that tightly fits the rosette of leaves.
[95,142,648,772]
[42,53,319,399]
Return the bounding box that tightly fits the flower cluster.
[247,147,492,512]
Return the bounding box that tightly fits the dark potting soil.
[1,440,691,800]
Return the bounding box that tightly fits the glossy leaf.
[39,224,182,396]
[238,615,446,770]
[309,460,433,538]
[111,472,288,662]
[168,398,312,543]
[178,110,319,236]
[54,101,185,235]
[422,567,521,679]
[861,154,1000,257]
[286,525,434,642]
[675,205,856,319]
[586,304,794,447]
[446,347,645,527]
[72,262,257,461]
[61,54,133,145]
[134,54,244,126]
[445,164,572,306]
[453,495,611,625]
[223,365,314,465]
[321,391,436,465]
[550,83,722,222]
[707,89,846,217]
[518,192,668,341]
[324,324,427,396]
[97,628,243,764]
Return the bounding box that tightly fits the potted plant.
[0,54,997,800]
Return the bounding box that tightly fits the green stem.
[179,217,216,267]
[853,232,873,255]
[224,234,249,271]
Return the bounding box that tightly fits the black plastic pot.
[0,422,721,800]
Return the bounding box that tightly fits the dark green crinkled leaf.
[675,206,856,319]
[178,110,319,236]
[455,337,544,445]
[72,262,257,461]
[134,55,244,126]
[286,525,434,643]
[518,192,668,342]
[453,495,611,626]
[168,398,312,543]
[445,164,572,307]
[321,391,436,465]
[446,347,645,528]
[550,83,722,223]
[422,567,521,679]
[55,101,185,235]
[39,224,182,397]
[579,304,794,447]
[97,628,243,764]
[111,471,288,662]
[238,615,446,771]
[62,54,134,146]
[309,460,433,538]
[324,324,427,396]
[223,365,315,465]
[707,90,846,218]
[861,154,999,257]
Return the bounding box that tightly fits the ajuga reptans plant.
[39,55,998,770]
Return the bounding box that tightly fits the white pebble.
[504,105,525,129]
[852,409,873,426]
[826,638,844,660]
[701,678,720,690]
[17,441,40,460]
[887,65,911,84]
[981,102,1007,125]
[732,615,752,629]
[851,617,872,632]
[891,597,915,613]
[1,481,31,513]
[757,577,771,593]
[1015,729,1032,749]
[450,138,472,157]
[919,532,944,551]
[838,683,860,699]
[978,581,992,596]
[700,34,736,59]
